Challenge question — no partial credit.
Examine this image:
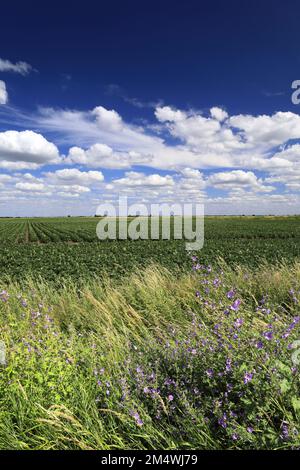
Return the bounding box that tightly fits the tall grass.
[0,261,300,449]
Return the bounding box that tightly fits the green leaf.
[291,396,300,413]
[280,379,291,394]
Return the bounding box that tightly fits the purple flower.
[227,289,235,299]
[247,426,253,433]
[281,423,289,440]
[192,263,201,271]
[206,368,214,378]
[225,358,232,372]
[263,331,273,341]
[244,372,254,384]
[167,394,174,402]
[0,290,9,302]
[130,410,143,427]
[218,413,227,428]
[230,299,241,311]
[234,318,243,328]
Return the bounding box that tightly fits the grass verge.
[0,260,300,449]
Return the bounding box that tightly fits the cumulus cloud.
[66,144,152,169]
[228,111,300,147]
[210,107,228,122]
[92,106,123,131]
[155,106,186,122]
[1,102,300,214]
[15,182,46,192]
[0,58,33,75]
[0,130,60,168]
[109,171,175,188]
[44,168,104,186]
[207,170,274,193]
[10,103,300,175]
[0,81,8,105]
[0,171,96,204]
[3,103,300,173]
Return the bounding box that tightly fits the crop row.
[1,216,300,243]
[0,237,300,283]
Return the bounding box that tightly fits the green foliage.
[0,216,300,283]
[0,262,299,449]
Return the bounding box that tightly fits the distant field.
[0,216,300,282]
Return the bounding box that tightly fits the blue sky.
[0,0,300,215]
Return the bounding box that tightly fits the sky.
[1,0,300,216]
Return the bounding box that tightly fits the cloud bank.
[0,100,300,215]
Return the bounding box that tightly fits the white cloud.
[92,106,123,131]
[0,171,94,204]
[0,130,60,168]
[210,107,228,122]
[208,170,274,193]
[66,144,152,169]
[228,111,300,147]
[0,81,8,105]
[1,102,300,215]
[15,182,46,192]
[0,161,40,170]
[44,168,104,186]
[272,144,300,162]
[56,192,80,198]
[0,174,12,183]
[3,104,300,174]
[0,58,33,75]
[155,106,186,122]
[109,171,175,188]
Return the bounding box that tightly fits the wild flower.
[230,299,241,311]
[130,410,143,426]
[218,413,227,428]
[227,290,235,299]
[0,290,9,302]
[263,331,273,341]
[281,423,289,441]
[234,318,243,328]
[244,372,254,384]
[225,358,232,372]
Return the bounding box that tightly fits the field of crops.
[0,216,300,282]
[1,217,300,450]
